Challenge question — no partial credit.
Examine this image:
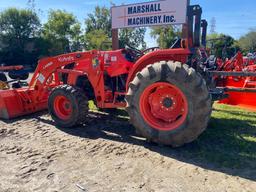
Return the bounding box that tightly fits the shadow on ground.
[3,107,256,181]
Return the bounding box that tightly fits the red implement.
[0,88,47,119]
[216,52,256,111]
[0,65,23,71]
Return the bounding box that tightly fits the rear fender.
[126,48,191,89]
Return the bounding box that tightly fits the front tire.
[126,61,212,147]
[48,85,88,128]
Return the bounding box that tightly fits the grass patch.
[180,103,256,169]
[88,100,98,111]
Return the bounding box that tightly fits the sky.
[0,0,255,47]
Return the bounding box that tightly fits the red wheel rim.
[53,95,72,120]
[139,82,188,131]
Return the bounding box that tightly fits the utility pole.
[210,17,216,34]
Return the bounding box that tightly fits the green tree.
[85,6,111,37]
[207,33,238,58]
[150,26,180,49]
[85,29,110,50]
[0,8,41,66]
[84,6,111,50]
[119,28,147,49]
[238,30,256,53]
[43,10,83,55]
[84,6,146,50]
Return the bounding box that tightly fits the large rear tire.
[126,61,212,147]
[48,85,88,128]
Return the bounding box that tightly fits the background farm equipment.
[207,52,256,110]
[0,65,23,83]
[0,65,30,90]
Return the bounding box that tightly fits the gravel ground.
[0,110,255,192]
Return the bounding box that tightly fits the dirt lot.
[0,105,255,192]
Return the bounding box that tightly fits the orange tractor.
[0,2,253,147]
[0,3,213,147]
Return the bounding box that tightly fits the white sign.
[37,73,45,84]
[111,0,188,29]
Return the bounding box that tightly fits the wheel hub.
[64,103,71,110]
[53,95,72,120]
[140,82,188,131]
[163,97,173,108]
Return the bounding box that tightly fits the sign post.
[111,0,188,50]
[182,0,190,39]
[112,29,119,50]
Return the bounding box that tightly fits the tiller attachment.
[220,91,256,111]
[213,52,256,111]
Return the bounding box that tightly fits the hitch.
[209,88,229,101]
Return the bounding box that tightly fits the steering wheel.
[125,44,144,61]
[141,47,159,54]
[126,44,160,61]
[125,44,143,54]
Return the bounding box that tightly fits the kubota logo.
[43,62,53,69]
[58,56,75,62]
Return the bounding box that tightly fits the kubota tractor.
[0,4,216,147]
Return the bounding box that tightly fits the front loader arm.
[29,52,95,101]
[30,52,92,87]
